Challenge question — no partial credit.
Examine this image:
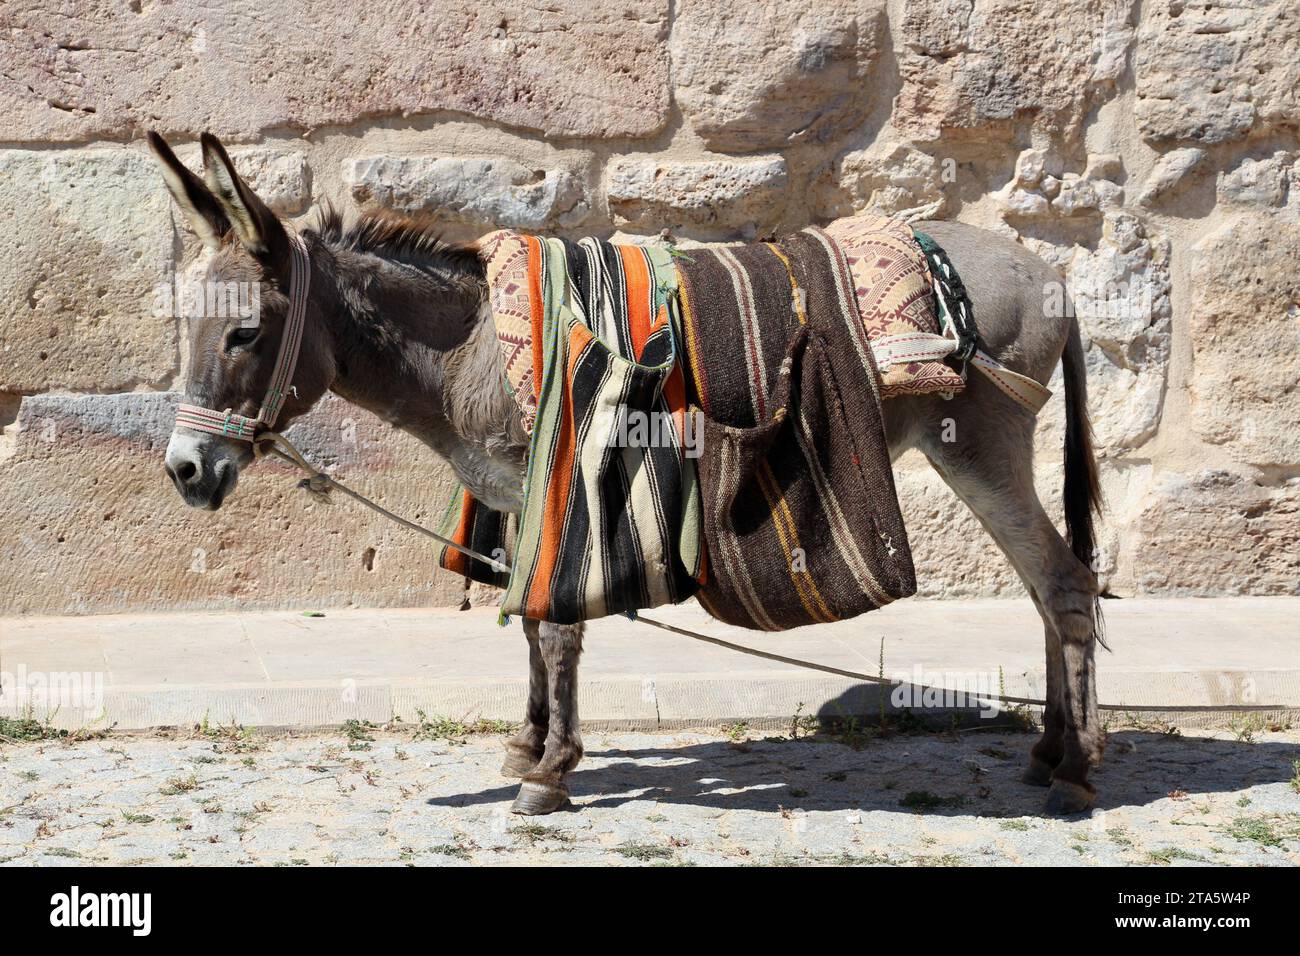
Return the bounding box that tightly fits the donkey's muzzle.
[165,431,239,510]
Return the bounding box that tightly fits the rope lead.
[253,432,1289,716]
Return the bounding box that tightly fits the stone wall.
[1,0,1297,615]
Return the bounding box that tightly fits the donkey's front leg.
[511,619,584,815]
[501,618,549,778]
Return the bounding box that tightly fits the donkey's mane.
[310,204,484,277]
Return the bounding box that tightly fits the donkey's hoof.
[510,781,570,816]
[1021,756,1055,787]
[1044,779,1096,815]
[500,746,542,779]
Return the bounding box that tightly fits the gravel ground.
[1,722,1297,866]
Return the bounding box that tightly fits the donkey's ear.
[146,132,228,251]
[199,132,287,263]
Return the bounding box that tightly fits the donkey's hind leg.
[511,620,585,815]
[1021,631,1065,787]
[501,619,548,778]
[914,392,1102,814]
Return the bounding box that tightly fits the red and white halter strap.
[174,231,311,442]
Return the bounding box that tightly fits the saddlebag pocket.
[695,325,916,631]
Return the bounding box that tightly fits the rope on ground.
[256,432,1292,716]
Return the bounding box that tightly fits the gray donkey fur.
[152,133,1105,817]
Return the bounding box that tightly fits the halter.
[174,231,311,442]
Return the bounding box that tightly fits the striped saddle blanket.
[440,215,1030,628]
[439,235,706,624]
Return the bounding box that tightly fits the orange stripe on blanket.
[526,235,546,405]
[619,246,684,429]
[443,488,477,576]
[618,245,655,361]
[522,320,592,619]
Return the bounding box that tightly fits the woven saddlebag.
[679,228,916,631]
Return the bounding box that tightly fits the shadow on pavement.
[425,728,1300,819]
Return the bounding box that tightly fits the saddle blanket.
[440,214,1041,627]
[439,235,706,624]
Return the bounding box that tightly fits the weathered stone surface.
[1217,152,1295,208]
[0,149,176,393]
[1001,188,1051,219]
[1135,0,1300,145]
[1136,147,1207,208]
[4,0,1299,612]
[814,142,947,221]
[996,149,1124,222]
[1015,149,1049,188]
[345,155,587,231]
[895,0,1132,143]
[1131,469,1300,595]
[671,0,887,151]
[0,0,671,142]
[1015,207,1169,456]
[166,143,311,217]
[1188,215,1300,467]
[0,392,464,615]
[1065,213,1172,453]
[1090,461,1154,594]
[1071,214,1171,356]
[0,393,19,462]
[1079,345,1166,455]
[228,147,312,216]
[606,156,789,234]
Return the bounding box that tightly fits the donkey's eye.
[225,326,260,351]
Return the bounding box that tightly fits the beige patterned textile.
[822,214,966,398]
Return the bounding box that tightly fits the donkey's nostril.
[176,461,198,483]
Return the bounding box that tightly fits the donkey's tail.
[1061,316,1107,646]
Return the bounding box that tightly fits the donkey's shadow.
[425,729,1299,817]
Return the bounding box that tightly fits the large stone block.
[160,142,313,219]
[1090,460,1155,595]
[895,0,1133,144]
[0,0,671,142]
[0,149,177,393]
[0,392,465,615]
[606,156,789,235]
[1130,469,1300,595]
[814,142,947,221]
[1135,0,1300,145]
[344,155,587,231]
[1217,152,1296,209]
[226,147,312,217]
[671,0,887,151]
[1021,211,1171,455]
[1188,215,1300,467]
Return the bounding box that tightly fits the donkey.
[151,133,1105,816]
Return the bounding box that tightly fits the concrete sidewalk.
[2,598,1297,732]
